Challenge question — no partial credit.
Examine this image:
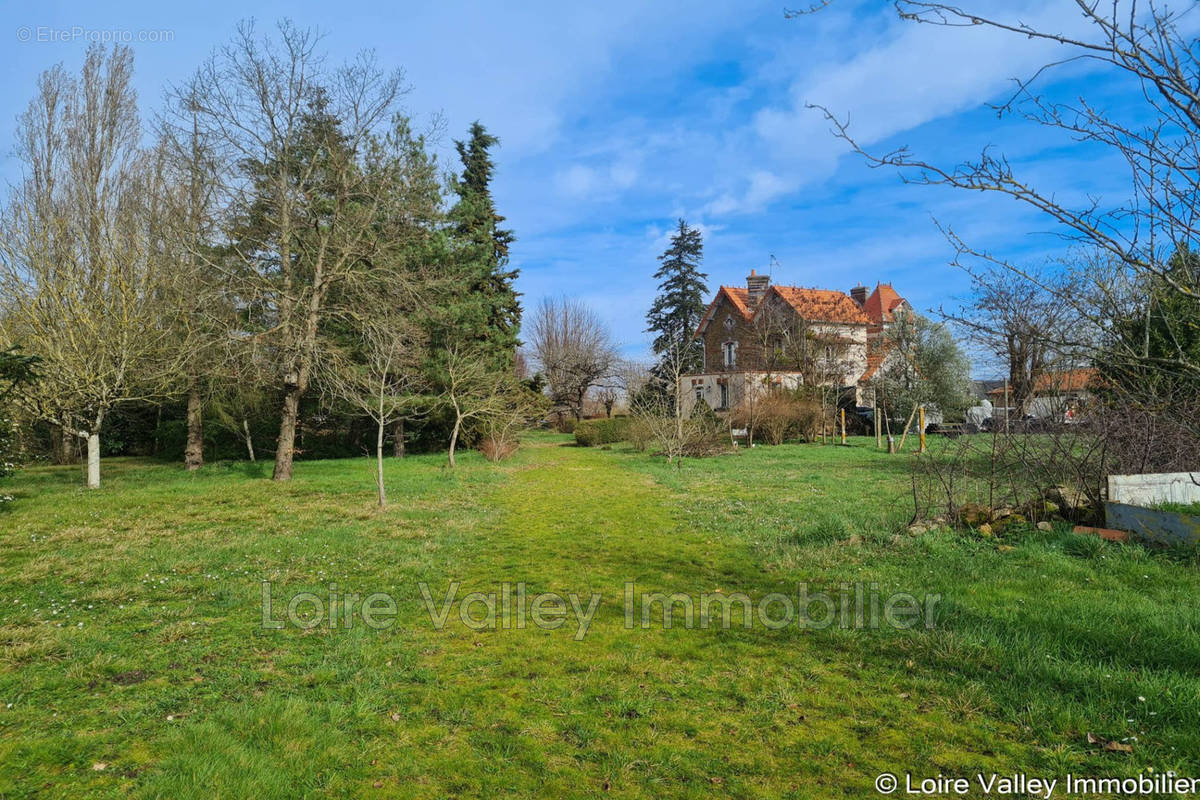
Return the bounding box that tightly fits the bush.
[478,435,519,462]
[0,413,18,507]
[574,417,632,447]
[554,416,576,434]
[627,417,654,452]
[751,392,830,445]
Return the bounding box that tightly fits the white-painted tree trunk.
[86,433,100,489]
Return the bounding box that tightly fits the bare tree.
[0,45,181,489]
[942,266,1083,415]
[173,20,438,481]
[319,314,426,506]
[152,86,232,472]
[630,389,725,464]
[811,2,1200,388]
[528,297,617,421]
[440,347,527,468]
[738,294,859,439]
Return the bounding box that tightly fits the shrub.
[574,417,631,447]
[627,417,654,452]
[478,435,519,462]
[0,413,18,507]
[753,392,830,444]
[628,402,730,461]
[554,416,576,434]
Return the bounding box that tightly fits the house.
[986,368,1099,419]
[679,270,910,414]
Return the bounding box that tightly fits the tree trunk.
[376,420,387,507]
[86,431,101,489]
[52,424,78,465]
[184,387,204,470]
[448,416,461,468]
[273,384,301,481]
[674,380,684,441]
[242,418,256,462]
[391,419,405,458]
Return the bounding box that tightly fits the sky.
[0,1,1146,374]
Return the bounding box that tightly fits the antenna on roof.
[768,254,781,275]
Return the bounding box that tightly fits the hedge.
[574,417,631,447]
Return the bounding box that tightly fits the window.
[722,341,737,368]
[824,345,832,359]
[719,383,729,410]
[723,315,735,331]
[695,386,704,401]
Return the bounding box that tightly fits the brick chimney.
[747,269,770,305]
[850,284,868,307]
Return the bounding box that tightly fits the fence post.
[874,396,882,449]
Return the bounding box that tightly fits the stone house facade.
[680,271,909,415]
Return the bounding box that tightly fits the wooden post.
[918,406,926,453]
[840,408,847,445]
[874,389,882,449]
[896,402,919,453]
[887,434,895,454]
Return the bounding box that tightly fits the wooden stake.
[918,406,926,453]
[874,390,882,449]
[840,408,847,445]
[896,402,919,453]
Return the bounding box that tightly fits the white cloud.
[554,160,640,199]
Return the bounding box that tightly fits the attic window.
[723,315,735,331]
[825,345,832,359]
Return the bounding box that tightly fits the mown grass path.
[2,435,1197,798]
[321,439,1031,798]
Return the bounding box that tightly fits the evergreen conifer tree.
[646,219,708,380]
[441,122,520,370]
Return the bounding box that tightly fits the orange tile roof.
[862,283,905,325]
[859,349,889,382]
[1039,368,1098,392]
[987,368,1099,395]
[694,282,881,340]
[692,286,755,339]
[769,286,872,325]
[719,286,754,319]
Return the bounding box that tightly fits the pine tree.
[646,219,708,375]
[441,121,520,370]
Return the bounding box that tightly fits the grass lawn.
[1,433,1198,798]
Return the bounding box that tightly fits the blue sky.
[1,1,1139,374]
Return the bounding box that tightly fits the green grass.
[1153,501,1200,516]
[1,434,1198,798]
